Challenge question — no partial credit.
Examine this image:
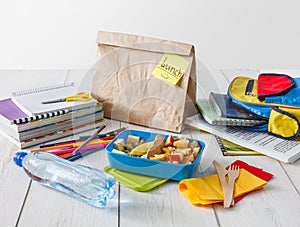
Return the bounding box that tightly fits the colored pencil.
[50,143,109,156]
[79,127,126,140]
[31,138,112,152]
[72,125,106,155]
[65,148,101,162]
[38,135,115,149]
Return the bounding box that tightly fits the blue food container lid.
[105,130,205,181]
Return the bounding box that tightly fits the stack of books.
[196,92,266,126]
[0,83,105,148]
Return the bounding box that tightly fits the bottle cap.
[13,152,28,167]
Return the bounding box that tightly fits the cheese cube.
[189,140,200,148]
[173,139,189,148]
[113,139,125,151]
[112,149,127,155]
[127,135,140,145]
[193,147,200,158]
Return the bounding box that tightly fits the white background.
[1,0,300,70]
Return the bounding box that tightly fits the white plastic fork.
[224,165,240,208]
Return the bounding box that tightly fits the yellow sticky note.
[152,53,190,86]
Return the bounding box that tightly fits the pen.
[79,127,126,140]
[65,148,101,162]
[39,140,77,148]
[72,125,106,155]
[50,143,110,156]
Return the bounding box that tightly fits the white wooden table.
[1,69,300,227]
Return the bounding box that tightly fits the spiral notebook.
[214,135,261,156]
[0,97,71,125]
[11,83,97,117]
[196,99,266,126]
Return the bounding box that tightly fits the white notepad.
[11,83,97,116]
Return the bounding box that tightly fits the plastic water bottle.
[13,151,116,208]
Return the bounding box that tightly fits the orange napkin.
[178,161,271,206]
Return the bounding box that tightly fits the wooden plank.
[214,69,300,226]
[0,136,31,227]
[189,128,230,176]
[280,161,300,194]
[1,69,300,226]
[0,70,69,226]
[188,127,300,226]
[119,181,218,227]
[117,123,218,227]
[214,156,300,226]
[0,69,118,226]
[17,120,120,226]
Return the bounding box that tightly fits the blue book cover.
[209,92,260,119]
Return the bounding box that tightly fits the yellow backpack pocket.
[268,107,300,139]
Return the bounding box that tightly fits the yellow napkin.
[178,169,267,206]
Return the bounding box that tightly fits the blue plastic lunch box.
[105,129,205,181]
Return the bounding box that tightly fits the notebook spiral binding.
[12,83,75,97]
[11,82,75,124]
[214,135,226,154]
[13,109,70,124]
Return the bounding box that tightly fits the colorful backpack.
[227,73,300,139]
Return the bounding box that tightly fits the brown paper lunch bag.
[91,31,198,132]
